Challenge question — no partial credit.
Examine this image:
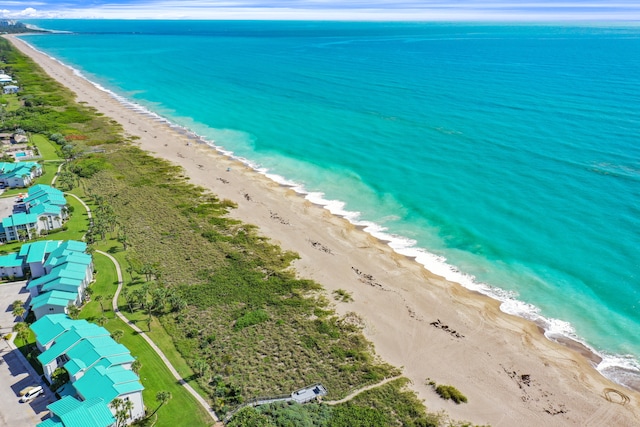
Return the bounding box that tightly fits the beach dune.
[7,35,640,427]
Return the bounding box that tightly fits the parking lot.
[0,193,19,219]
[0,341,55,426]
[0,281,55,425]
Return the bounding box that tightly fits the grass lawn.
[30,134,62,160]
[83,252,214,427]
[1,93,21,111]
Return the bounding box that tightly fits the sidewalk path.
[95,250,221,424]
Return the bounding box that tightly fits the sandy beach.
[7,35,640,426]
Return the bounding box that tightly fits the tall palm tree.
[11,300,25,322]
[39,216,49,232]
[95,295,105,315]
[151,391,172,417]
[66,303,80,320]
[111,329,124,343]
[12,322,29,344]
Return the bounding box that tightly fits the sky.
[1,0,640,21]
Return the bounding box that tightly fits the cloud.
[18,7,39,17]
[1,0,640,20]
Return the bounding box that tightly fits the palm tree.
[12,322,29,344]
[151,391,172,417]
[131,359,142,375]
[39,215,49,232]
[110,398,128,427]
[96,316,108,327]
[122,399,134,421]
[95,295,105,315]
[66,303,80,320]
[111,329,124,343]
[11,300,25,322]
[17,229,27,242]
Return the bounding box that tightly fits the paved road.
[95,250,221,425]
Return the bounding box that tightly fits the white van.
[20,385,43,402]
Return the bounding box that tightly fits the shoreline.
[18,34,627,381]
[7,34,640,426]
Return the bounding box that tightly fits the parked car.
[20,385,43,402]
[19,385,38,396]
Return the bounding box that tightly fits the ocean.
[20,20,640,388]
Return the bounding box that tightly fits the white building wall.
[111,391,145,423]
[33,304,66,321]
[29,261,45,279]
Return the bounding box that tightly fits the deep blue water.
[22,20,640,386]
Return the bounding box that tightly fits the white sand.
[8,35,640,427]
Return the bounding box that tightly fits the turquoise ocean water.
[21,20,640,388]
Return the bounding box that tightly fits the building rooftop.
[31,314,87,348]
[20,240,64,264]
[0,251,23,268]
[37,396,115,427]
[38,324,110,366]
[74,365,143,403]
[30,290,78,311]
[2,212,38,228]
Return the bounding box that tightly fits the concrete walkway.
[95,250,221,424]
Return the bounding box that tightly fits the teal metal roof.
[74,365,143,403]
[30,314,84,347]
[2,212,38,228]
[46,252,92,269]
[38,324,110,365]
[41,279,82,294]
[64,337,131,376]
[49,265,87,281]
[37,418,64,427]
[29,203,62,216]
[28,272,82,289]
[0,252,23,268]
[29,184,58,194]
[20,240,63,263]
[27,193,68,207]
[46,396,115,427]
[30,290,77,310]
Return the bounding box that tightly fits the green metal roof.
[0,252,23,268]
[30,290,78,310]
[46,396,115,427]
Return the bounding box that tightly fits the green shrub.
[434,384,467,404]
[234,309,270,330]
